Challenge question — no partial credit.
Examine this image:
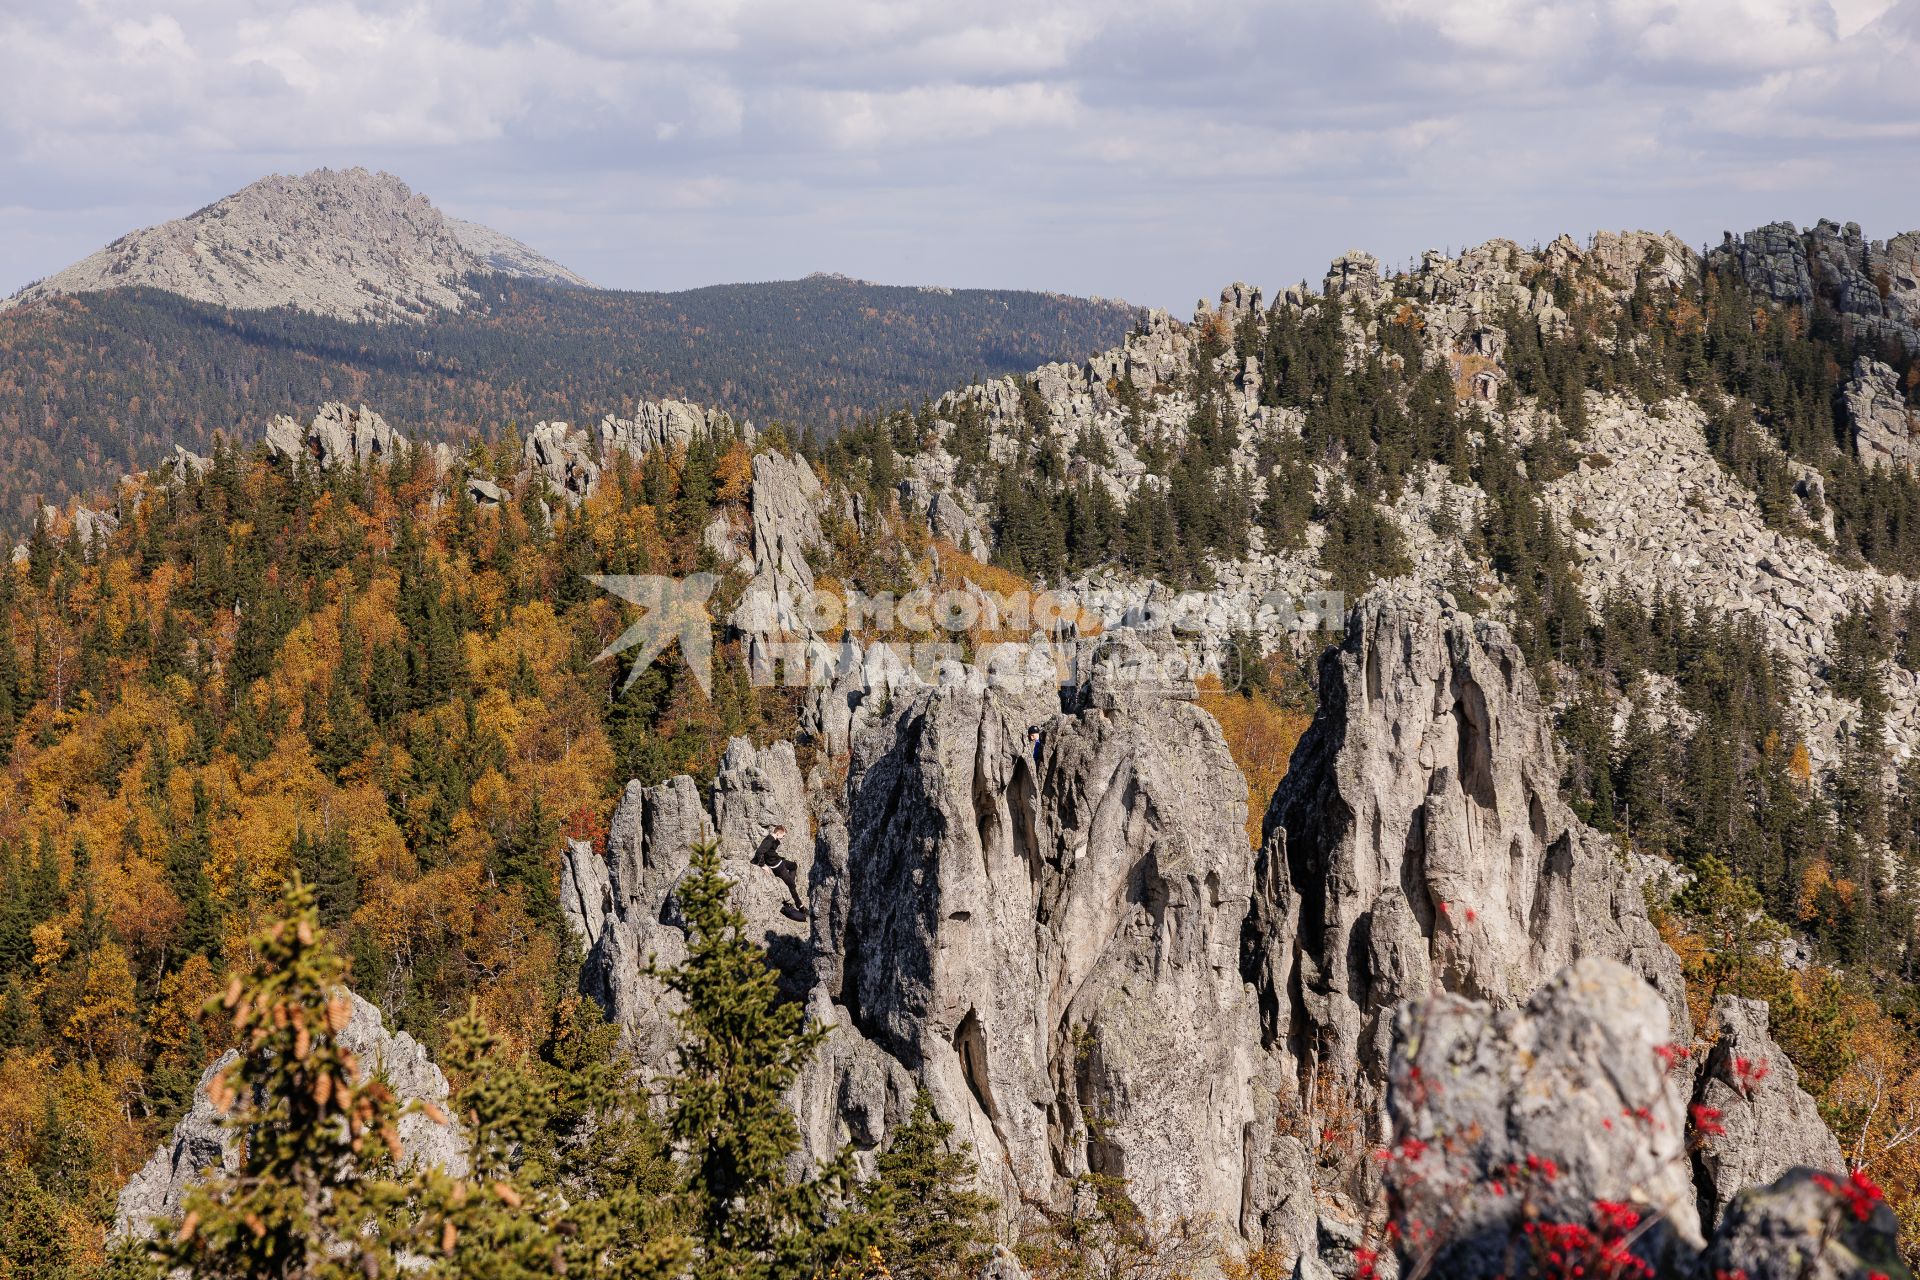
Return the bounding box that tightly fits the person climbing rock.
[1027,725,1043,761]
[752,823,807,922]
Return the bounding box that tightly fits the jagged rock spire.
[1246,585,1690,1126]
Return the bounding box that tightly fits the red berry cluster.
[1689,1103,1726,1137]
[1730,1056,1770,1095]
[1810,1168,1886,1223]
[1520,1207,1655,1279]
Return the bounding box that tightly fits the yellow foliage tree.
[1196,676,1313,846]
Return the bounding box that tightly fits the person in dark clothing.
[1027,726,1043,760]
[752,823,807,922]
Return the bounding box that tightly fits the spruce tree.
[289,826,358,928]
[660,840,881,1280]
[492,797,561,926]
[0,1165,75,1280]
[147,878,413,1278]
[866,1090,995,1279]
[405,1002,690,1280]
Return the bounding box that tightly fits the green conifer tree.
[865,1090,995,1279]
[147,879,414,1279]
[660,841,882,1280]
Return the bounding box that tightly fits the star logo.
[589,573,720,695]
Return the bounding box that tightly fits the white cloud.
[0,0,1917,309]
[785,81,1080,149]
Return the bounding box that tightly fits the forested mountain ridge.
[0,275,1136,533]
[4,387,1904,1280]
[812,219,1920,1257]
[0,166,1138,532]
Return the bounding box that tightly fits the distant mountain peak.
[1,167,589,324]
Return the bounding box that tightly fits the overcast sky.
[2,0,1916,312]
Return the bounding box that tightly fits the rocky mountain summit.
[869,223,1920,781]
[0,168,587,324]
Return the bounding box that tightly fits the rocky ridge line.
[885,225,1920,782]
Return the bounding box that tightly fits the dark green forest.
[0,274,1135,531]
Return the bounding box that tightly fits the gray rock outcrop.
[559,577,1876,1267]
[1712,218,1920,356]
[523,420,601,505]
[466,475,509,506]
[266,402,407,470]
[1383,958,1702,1279]
[1379,960,1900,1280]
[1700,1168,1912,1280]
[1247,587,1690,1135]
[1714,221,1815,307]
[561,739,828,1060]
[445,217,593,288]
[1846,356,1919,470]
[733,451,827,643]
[518,404,754,509]
[1545,395,1920,774]
[600,400,750,461]
[112,990,464,1239]
[561,774,714,1071]
[72,504,119,552]
[1692,995,1845,1228]
[900,476,993,560]
[824,661,1263,1241]
[112,1051,239,1241]
[568,630,1272,1244]
[1323,251,1384,302]
[162,445,212,483]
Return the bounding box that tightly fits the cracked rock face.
[733,451,827,646]
[600,400,749,461]
[1246,585,1690,1131]
[266,402,408,470]
[523,420,602,506]
[1714,222,1815,307]
[562,739,825,1061]
[1379,961,1885,1280]
[825,661,1264,1242]
[112,1051,240,1242]
[1701,1167,1914,1280]
[559,583,1854,1268]
[520,404,754,508]
[112,991,464,1239]
[1847,356,1920,471]
[561,773,713,1072]
[1711,217,1920,357]
[1691,995,1845,1228]
[900,476,993,561]
[1384,958,1703,1279]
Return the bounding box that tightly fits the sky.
[2,0,1918,313]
